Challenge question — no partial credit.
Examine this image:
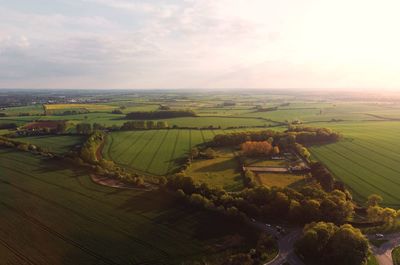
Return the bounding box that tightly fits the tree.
[241,141,273,156]
[272,146,280,155]
[296,222,369,265]
[156,121,168,128]
[204,148,217,159]
[367,194,383,207]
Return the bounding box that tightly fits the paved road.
[369,233,400,265]
[251,221,304,265]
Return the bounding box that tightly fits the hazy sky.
[1,0,400,90]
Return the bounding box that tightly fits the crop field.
[103,128,285,176]
[103,129,214,175]
[0,149,257,265]
[44,104,116,112]
[16,135,86,154]
[309,121,400,207]
[1,104,44,116]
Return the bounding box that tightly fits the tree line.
[125,110,196,120]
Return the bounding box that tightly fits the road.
[369,232,400,265]
[251,221,305,265]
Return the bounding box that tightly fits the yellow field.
[256,173,305,188]
[44,104,115,111]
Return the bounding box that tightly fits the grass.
[393,246,400,265]
[255,173,305,188]
[367,254,379,265]
[186,153,244,192]
[15,135,86,154]
[245,157,288,167]
[309,121,400,208]
[103,129,241,176]
[0,148,259,265]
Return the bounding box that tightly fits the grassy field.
[186,149,244,192]
[0,148,258,265]
[15,135,86,154]
[393,246,400,265]
[103,129,218,175]
[255,173,305,188]
[309,121,400,207]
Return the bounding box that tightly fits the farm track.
[127,130,158,166]
[167,130,181,173]
[111,131,139,152]
[336,141,400,176]
[113,131,145,161]
[145,130,170,173]
[0,156,205,246]
[323,144,400,187]
[0,237,38,265]
[346,139,400,163]
[311,149,400,204]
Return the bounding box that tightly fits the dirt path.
[90,174,153,191]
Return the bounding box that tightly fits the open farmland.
[309,121,400,208]
[103,129,216,175]
[44,103,116,112]
[0,148,257,265]
[15,135,86,154]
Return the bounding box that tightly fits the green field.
[103,129,217,175]
[393,246,400,265]
[309,121,400,207]
[186,149,244,192]
[0,148,257,265]
[15,135,86,154]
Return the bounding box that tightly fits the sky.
[1,0,400,90]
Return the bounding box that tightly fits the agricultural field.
[44,103,116,113]
[309,121,400,207]
[15,135,86,154]
[103,129,218,175]
[0,148,258,265]
[186,149,244,192]
[0,104,44,116]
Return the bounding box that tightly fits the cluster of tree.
[243,170,257,188]
[287,125,341,144]
[56,110,89,116]
[255,106,278,112]
[220,233,277,265]
[75,131,145,186]
[241,141,280,156]
[212,127,340,150]
[366,194,400,224]
[0,136,55,157]
[121,120,169,130]
[76,123,92,134]
[213,130,288,147]
[0,113,6,117]
[0,123,17,129]
[125,110,196,120]
[310,162,346,192]
[295,222,370,265]
[111,109,123,114]
[294,143,310,161]
[159,105,170,110]
[165,174,355,225]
